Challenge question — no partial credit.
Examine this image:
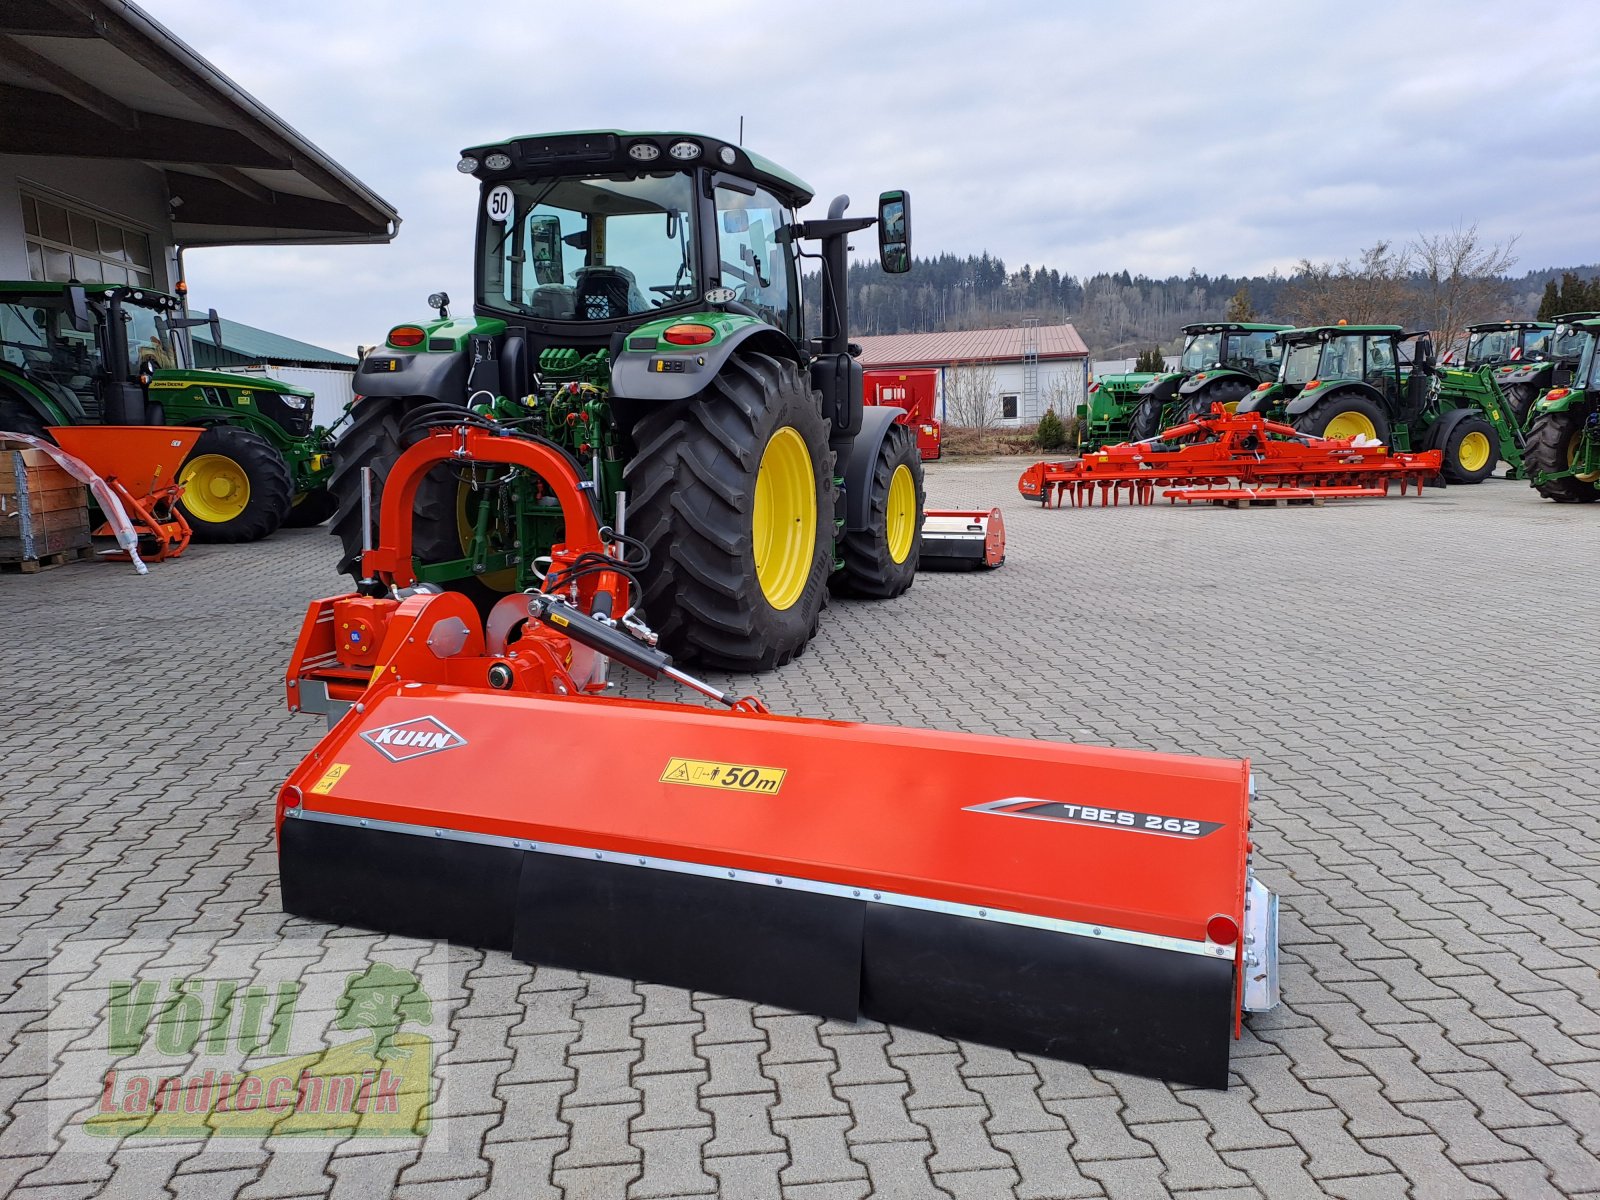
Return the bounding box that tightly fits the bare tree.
[1282,241,1413,327]
[945,361,999,429]
[1408,223,1518,352]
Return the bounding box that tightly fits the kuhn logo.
[360,716,467,762]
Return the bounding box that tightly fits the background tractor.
[0,281,337,540]
[1455,318,1591,425]
[331,130,923,672]
[1076,370,1159,451]
[1237,324,1510,484]
[1523,315,1600,503]
[1127,323,1287,441]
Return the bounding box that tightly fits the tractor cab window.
[1319,334,1364,382]
[1365,338,1400,404]
[1552,325,1589,361]
[1223,330,1279,373]
[1522,328,1551,359]
[118,298,179,373]
[1179,332,1221,372]
[479,173,697,321]
[0,297,102,392]
[714,184,797,338]
[1282,341,1320,385]
[1465,328,1520,368]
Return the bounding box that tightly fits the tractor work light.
[628,142,661,162]
[668,140,702,161]
[457,156,480,173]
[388,325,426,348]
[484,152,512,171]
[663,323,716,346]
[719,146,737,165]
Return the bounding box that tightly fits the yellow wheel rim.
[886,463,916,565]
[180,454,250,523]
[456,475,520,592]
[1324,411,1378,441]
[1457,430,1492,473]
[752,426,816,611]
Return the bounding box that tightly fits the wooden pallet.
[0,544,97,574]
[1164,486,1390,508]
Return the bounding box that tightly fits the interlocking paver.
[5,466,1599,1200]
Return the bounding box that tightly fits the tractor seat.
[573,267,643,321]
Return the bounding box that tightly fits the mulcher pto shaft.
[278,422,1279,1088]
[1018,407,1444,509]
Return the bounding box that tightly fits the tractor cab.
[1263,324,1431,414]
[1463,320,1553,369]
[1127,322,1289,439]
[1176,322,1285,379]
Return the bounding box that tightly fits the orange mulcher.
[277,421,1279,1087]
[47,425,200,562]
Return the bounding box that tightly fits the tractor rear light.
[1193,373,1208,382]
[1206,914,1239,945]
[388,325,426,348]
[1546,388,1571,403]
[663,324,715,346]
[1304,380,1322,390]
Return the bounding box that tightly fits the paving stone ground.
[2,458,1599,1199]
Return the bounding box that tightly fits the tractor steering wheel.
[650,284,697,307]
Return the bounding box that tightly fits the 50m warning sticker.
[661,757,786,795]
[966,796,1223,839]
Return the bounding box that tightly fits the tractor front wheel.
[627,353,834,672]
[1292,393,1392,445]
[831,422,923,599]
[1523,406,1600,503]
[179,425,292,542]
[1438,415,1498,484]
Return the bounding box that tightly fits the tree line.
[802,227,1599,358]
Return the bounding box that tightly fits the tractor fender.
[611,322,800,403]
[351,347,469,402]
[1235,385,1279,415]
[1137,373,1182,399]
[840,405,903,533]
[1284,381,1386,418]
[1496,364,1549,385]
[1178,368,1249,396]
[1532,386,1591,416]
[0,372,79,426]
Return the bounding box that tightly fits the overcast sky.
[145,0,1600,356]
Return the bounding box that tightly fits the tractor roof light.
[628,142,661,162]
[668,140,702,161]
[456,156,480,174]
[663,323,716,346]
[718,145,737,165]
[388,325,426,348]
[484,152,512,171]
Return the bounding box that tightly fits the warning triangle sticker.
[664,763,692,782]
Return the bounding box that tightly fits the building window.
[1000,393,1019,421]
[20,191,154,287]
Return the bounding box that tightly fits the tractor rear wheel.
[1502,382,1539,426]
[330,396,405,577]
[1292,393,1392,445]
[1438,414,1498,484]
[1128,395,1164,441]
[285,485,339,527]
[179,425,292,542]
[1523,406,1600,503]
[627,352,834,672]
[0,394,48,440]
[831,422,922,599]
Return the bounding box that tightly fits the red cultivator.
[278,422,1279,1088]
[1019,408,1444,509]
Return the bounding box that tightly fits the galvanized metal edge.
[283,806,1231,961]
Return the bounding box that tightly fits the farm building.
[854,323,1090,427]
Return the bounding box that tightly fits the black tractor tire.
[1291,392,1392,445]
[328,396,512,611]
[178,425,292,543]
[830,422,923,599]
[1183,378,1252,423]
[284,484,340,527]
[0,393,49,440]
[1128,394,1164,441]
[626,352,834,672]
[1523,406,1600,503]
[1501,382,1539,427]
[1438,414,1499,485]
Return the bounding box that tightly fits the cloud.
[144,0,1600,352]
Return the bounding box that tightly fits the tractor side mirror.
[878,191,911,274]
[66,284,90,332]
[206,307,222,353]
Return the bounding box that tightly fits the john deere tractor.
[1077,370,1159,451]
[1127,323,1287,440]
[330,129,923,672]
[1237,323,1512,483]
[0,281,337,540]
[1523,314,1600,502]
[1457,317,1592,426]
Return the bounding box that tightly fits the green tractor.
[1077,370,1159,451]
[1452,318,1591,426]
[0,281,338,540]
[1523,314,1600,503]
[1127,323,1288,440]
[1236,323,1509,484]
[330,129,924,672]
